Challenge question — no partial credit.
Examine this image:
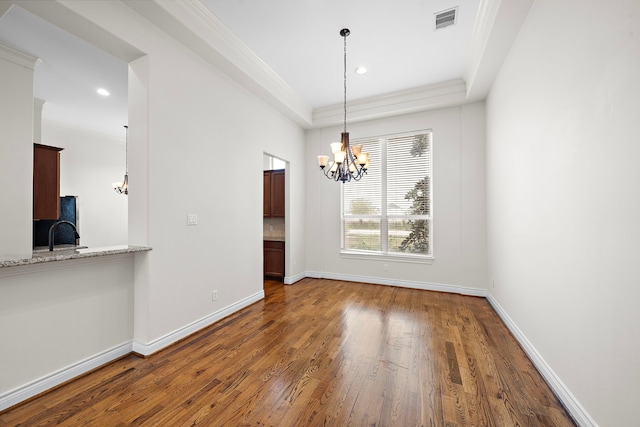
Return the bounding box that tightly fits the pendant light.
[113,125,128,195]
[317,28,369,183]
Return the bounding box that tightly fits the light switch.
[187,214,198,226]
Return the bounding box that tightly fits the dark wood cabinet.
[33,143,63,220]
[263,169,285,217]
[263,171,271,217]
[271,170,285,217]
[264,240,285,279]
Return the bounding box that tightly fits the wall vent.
[435,7,457,30]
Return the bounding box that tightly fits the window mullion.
[340,184,345,250]
[380,137,388,253]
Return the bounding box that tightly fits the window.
[342,130,432,258]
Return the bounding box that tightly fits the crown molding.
[0,42,41,70]
[0,2,13,19]
[464,0,534,101]
[312,79,468,129]
[465,0,502,99]
[33,97,46,111]
[123,1,469,130]
[124,0,313,128]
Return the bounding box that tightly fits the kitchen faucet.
[48,220,80,251]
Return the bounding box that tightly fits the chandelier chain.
[113,124,129,195]
[124,125,128,173]
[343,33,347,133]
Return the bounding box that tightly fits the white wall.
[0,0,307,406]
[305,103,487,292]
[486,0,640,425]
[0,44,37,259]
[0,256,134,403]
[51,1,307,347]
[134,43,304,343]
[43,121,128,248]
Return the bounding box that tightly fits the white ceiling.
[0,4,128,138]
[200,0,480,108]
[0,0,484,137]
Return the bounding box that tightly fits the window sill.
[340,250,434,265]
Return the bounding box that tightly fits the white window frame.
[340,130,433,263]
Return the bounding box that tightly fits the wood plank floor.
[0,279,576,426]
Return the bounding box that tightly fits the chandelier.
[317,28,369,183]
[113,125,129,195]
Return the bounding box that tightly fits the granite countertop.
[0,245,152,269]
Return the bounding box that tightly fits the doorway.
[263,153,287,293]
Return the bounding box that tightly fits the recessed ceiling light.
[97,88,110,96]
[355,67,367,75]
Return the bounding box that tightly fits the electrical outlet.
[187,214,198,226]
[212,290,218,301]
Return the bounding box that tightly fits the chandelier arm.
[347,149,357,166]
[336,162,344,182]
[323,165,335,180]
[322,161,341,181]
[343,160,354,183]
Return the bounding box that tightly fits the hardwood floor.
[0,279,575,426]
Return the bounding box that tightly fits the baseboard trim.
[486,293,597,427]
[0,341,132,412]
[284,272,306,285]
[132,290,265,356]
[1,291,266,412]
[306,271,487,297]
[1,278,593,426]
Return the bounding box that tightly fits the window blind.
[341,130,432,257]
[343,137,381,217]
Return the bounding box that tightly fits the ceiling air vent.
[435,7,457,30]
